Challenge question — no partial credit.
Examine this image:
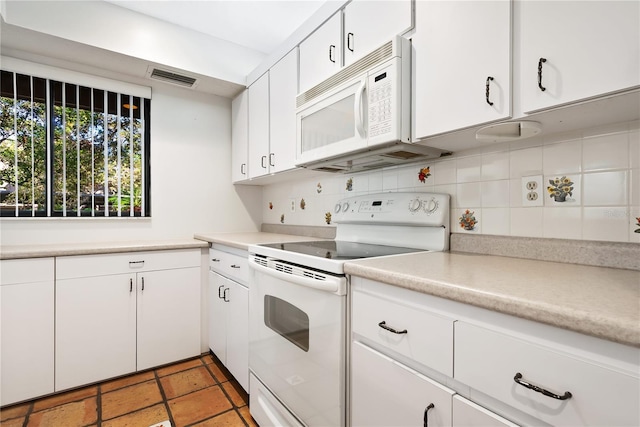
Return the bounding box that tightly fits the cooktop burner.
[259,240,426,261]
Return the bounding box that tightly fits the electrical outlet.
[522,175,543,206]
[289,198,296,212]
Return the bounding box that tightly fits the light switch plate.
[522,176,543,206]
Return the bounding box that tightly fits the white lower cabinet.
[0,258,55,406]
[208,246,249,392]
[452,396,518,427]
[351,341,454,427]
[55,250,201,391]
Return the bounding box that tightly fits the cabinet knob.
[537,58,547,92]
[485,76,494,106]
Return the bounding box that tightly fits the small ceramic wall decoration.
[346,178,353,191]
[418,167,431,183]
[316,183,322,193]
[268,202,273,210]
[547,176,574,202]
[635,217,640,233]
[280,214,285,224]
[459,210,477,231]
[325,212,332,225]
[300,198,306,210]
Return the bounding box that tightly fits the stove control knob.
[341,202,350,212]
[409,198,422,212]
[334,203,341,214]
[425,198,439,214]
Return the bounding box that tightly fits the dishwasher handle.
[249,256,347,296]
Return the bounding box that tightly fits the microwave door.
[296,77,368,166]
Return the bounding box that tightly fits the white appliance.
[295,37,446,173]
[248,192,450,427]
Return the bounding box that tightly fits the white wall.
[0,81,262,245]
[262,121,640,243]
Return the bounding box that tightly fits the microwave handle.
[355,80,366,138]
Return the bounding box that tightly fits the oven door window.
[264,295,309,352]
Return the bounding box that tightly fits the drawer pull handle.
[211,258,220,262]
[513,372,572,400]
[378,321,407,335]
[423,403,434,427]
[230,264,241,269]
[129,260,144,268]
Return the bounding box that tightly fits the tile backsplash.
[262,120,640,243]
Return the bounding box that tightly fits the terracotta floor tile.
[32,386,97,412]
[200,354,215,365]
[168,386,232,427]
[27,397,97,427]
[156,358,203,377]
[101,371,156,393]
[0,402,31,421]
[220,381,248,408]
[238,406,258,427]
[101,403,169,427]
[0,416,26,427]
[101,380,163,420]
[205,362,229,383]
[190,410,245,427]
[160,366,216,399]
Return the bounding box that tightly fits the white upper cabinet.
[343,0,412,67]
[299,12,342,93]
[248,72,270,179]
[231,90,248,183]
[269,48,298,174]
[413,0,512,140]
[517,0,640,113]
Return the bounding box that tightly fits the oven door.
[249,257,347,427]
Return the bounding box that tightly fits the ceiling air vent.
[147,67,198,88]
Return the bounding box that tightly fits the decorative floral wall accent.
[418,167,431,183]
[325,212,332,224]
[316,183,322,193]
[547,176,574,202]
[635,217,640,233]
[300,198,306,210]
[346,178,353,191]
[459,210,477,230]
[280,214,285,223]
[268,202,273,210]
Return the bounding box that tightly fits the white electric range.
[247,192,450,427]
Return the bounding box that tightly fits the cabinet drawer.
[352,289,454,376]
[455,321,640,426]
[209,248,248,284]
[56,249,200,279]
[1,258,54,284]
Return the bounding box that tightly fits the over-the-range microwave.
[295,36,446,173]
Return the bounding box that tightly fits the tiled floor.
[0,353,257,427]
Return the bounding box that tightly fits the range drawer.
[56,249,200,279]
[209,248,248,284]
[352,288,454,376]
[455,321,640,426]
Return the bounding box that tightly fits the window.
[0,70,151,217]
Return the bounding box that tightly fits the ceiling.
[104,0,327,56]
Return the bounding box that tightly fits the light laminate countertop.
[194,231,324,251]
[344,251,640,348]
[0,238,209,260]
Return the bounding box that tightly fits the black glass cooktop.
[259,240,426,260]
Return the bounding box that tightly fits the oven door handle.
[249,259,346,296]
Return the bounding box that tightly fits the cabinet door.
[56,274,137,391]
[518,0,640,113]
[248,72,270,179]
[232,89,249,182]
[453,396,519,427]
[1,260,54,405]
[137,267,201,371]
[208,271,227,364]
[299,12,342,93]
[269,48,298,174]
[343,0,412,66]
[225,279,249,392]
[413,0,511,139]
[351,341,454,427]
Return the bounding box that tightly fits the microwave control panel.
[368,63,395,138]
